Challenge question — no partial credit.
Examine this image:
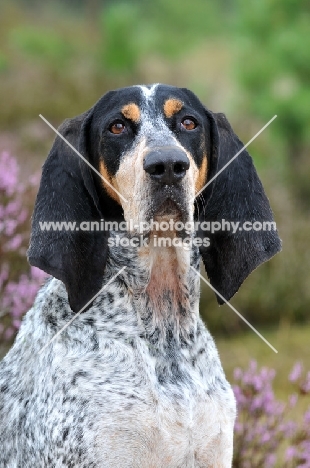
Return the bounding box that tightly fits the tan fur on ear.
[195,154,208,194]
[163,99,183,118]
[99,161,121,204]
[122,103,141,123]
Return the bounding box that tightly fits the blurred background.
[0,0,310,463]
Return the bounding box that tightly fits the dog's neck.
[108,231,201,339]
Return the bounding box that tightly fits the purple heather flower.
[233,360,310,467]
[285,445,299,461]
[301,372,310,394]
[1,152,47,340]
[289,361,303,383]
[304,409,310,426]
[0,152,19,195]
[4,233,23,251]
[289,393,298,408]
[265,453,276,467]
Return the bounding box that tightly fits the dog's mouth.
[145,197,192,239]
[154,199,181,219]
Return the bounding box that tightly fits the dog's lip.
[154,199,181,218]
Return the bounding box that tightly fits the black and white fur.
[0,84,281,467]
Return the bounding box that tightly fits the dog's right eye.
[181,117,197,131]
[109,120,126,135]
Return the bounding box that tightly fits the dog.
[0,84,281,467]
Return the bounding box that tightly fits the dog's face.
[86,84,213,229]
[28,84,281,312]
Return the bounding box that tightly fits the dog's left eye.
[181,118,197,131]
[109,120,126,135]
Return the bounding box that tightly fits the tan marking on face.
[163,99,183,118]
[121,103,141,123]
[170,144,199,214]
[113,139,149,225]
[195,154,208,193]
[99,160,121,204]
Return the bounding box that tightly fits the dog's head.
[28,84,281,311]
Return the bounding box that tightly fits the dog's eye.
[109,121,126,135]
[181,118,197,131]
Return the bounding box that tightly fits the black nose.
[143,147,190,185]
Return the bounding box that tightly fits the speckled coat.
[0,239,236,467]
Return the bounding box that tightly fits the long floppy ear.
[198,111,281,304]
[27,110,109,312]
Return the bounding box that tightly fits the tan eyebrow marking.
[99,161,121,204]
[195,154,208,193]
[121,103,141,123]
[163,98,183,118]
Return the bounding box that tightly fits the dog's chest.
[0,278,236,467]
[59,331,235,467]
[95,389,225,467]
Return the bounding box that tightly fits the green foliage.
[234,0,310,206]
[141,0,222,58]
[10,27,74,64]
[100,3,141,72]
[99,0,223,72]
[235,0,310,148]
[0,51,8,72]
